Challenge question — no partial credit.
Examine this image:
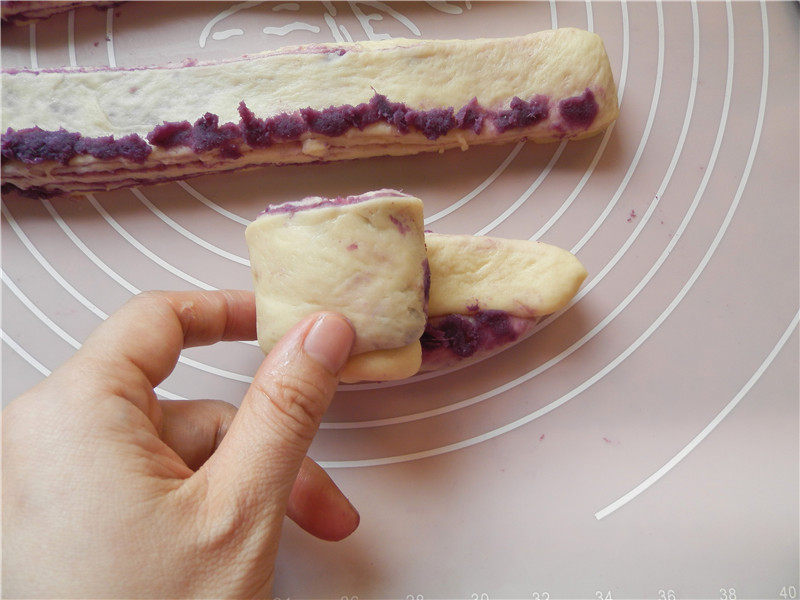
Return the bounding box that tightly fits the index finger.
[75,289,256,390]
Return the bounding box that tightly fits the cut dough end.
[340,341,422,384]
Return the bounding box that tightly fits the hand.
[2,290,358,598]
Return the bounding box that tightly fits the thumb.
[198,312,354,521]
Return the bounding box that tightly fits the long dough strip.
[1,28,618,197]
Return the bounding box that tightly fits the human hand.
[2,290,358,598]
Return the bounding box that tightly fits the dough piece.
[419,233,587,372]
[425,233,587,318]
[339,342,422,384]
[245,190,427,366]
[1,28,619,197]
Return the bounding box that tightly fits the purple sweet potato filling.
[259,189,408,216]
[421,310,521,358]
[1,127,150,165]
[558,88,598,129]
[494,95,549,133]
[422,259,431,308]
[1,89,598,166]
[389,215,411,234]
[147,113,242,158]
[0,182,61,198]
[454,98,487,134]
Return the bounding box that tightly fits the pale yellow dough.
[2,29,617,137]
[425,233,588,318]
[340,342,422,384]
[1,28,619,195]
[245,191,427,357]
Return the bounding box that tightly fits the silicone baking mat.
[2,2,798,598]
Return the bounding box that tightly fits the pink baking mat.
[2,2,798,598]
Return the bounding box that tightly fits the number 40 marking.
[780,586,798,599]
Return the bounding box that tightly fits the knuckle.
[250,374,329,443]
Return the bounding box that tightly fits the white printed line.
[212,29,244,42]
[529,0,699,326]
[1,330,51,377]
[28,24,38,69]
[426,1,463,15]
[67,10,77,66]
[350,2,420,40]
[568,0,663,254]
[1,269,183,400]
[339,24,353,43]
[595,0,771,519]
[6,200,254,380]
[263,22,320,36]
[131,189,250,266]
[458,0,560,233]
[2,203,106,320]
[474,141,566,236]
[86,194,215,291]
[598,313,793,516]
[424,142,525,225]
[597,309,794,518]
[2,271,81,350]
[586,0,594,32]
[176,181,252,226]
[105,7,116,68]
[199,1,263,48]
[41,200,140,295]
[323,12,344,42]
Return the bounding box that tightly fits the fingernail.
[303,314,355,374]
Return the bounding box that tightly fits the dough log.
[2,28,618,197]
[246,190,588,382]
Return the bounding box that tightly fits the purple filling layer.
[1,127,151,165]
[558,88,598,129]
[494,95,549,133]
[259,189,408,215]
[421,310,520,358]
[1,91,599,166]
[0,182,61,198]
[148,113,242,158]
[390,215,411,234]
[422,259,431,308]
